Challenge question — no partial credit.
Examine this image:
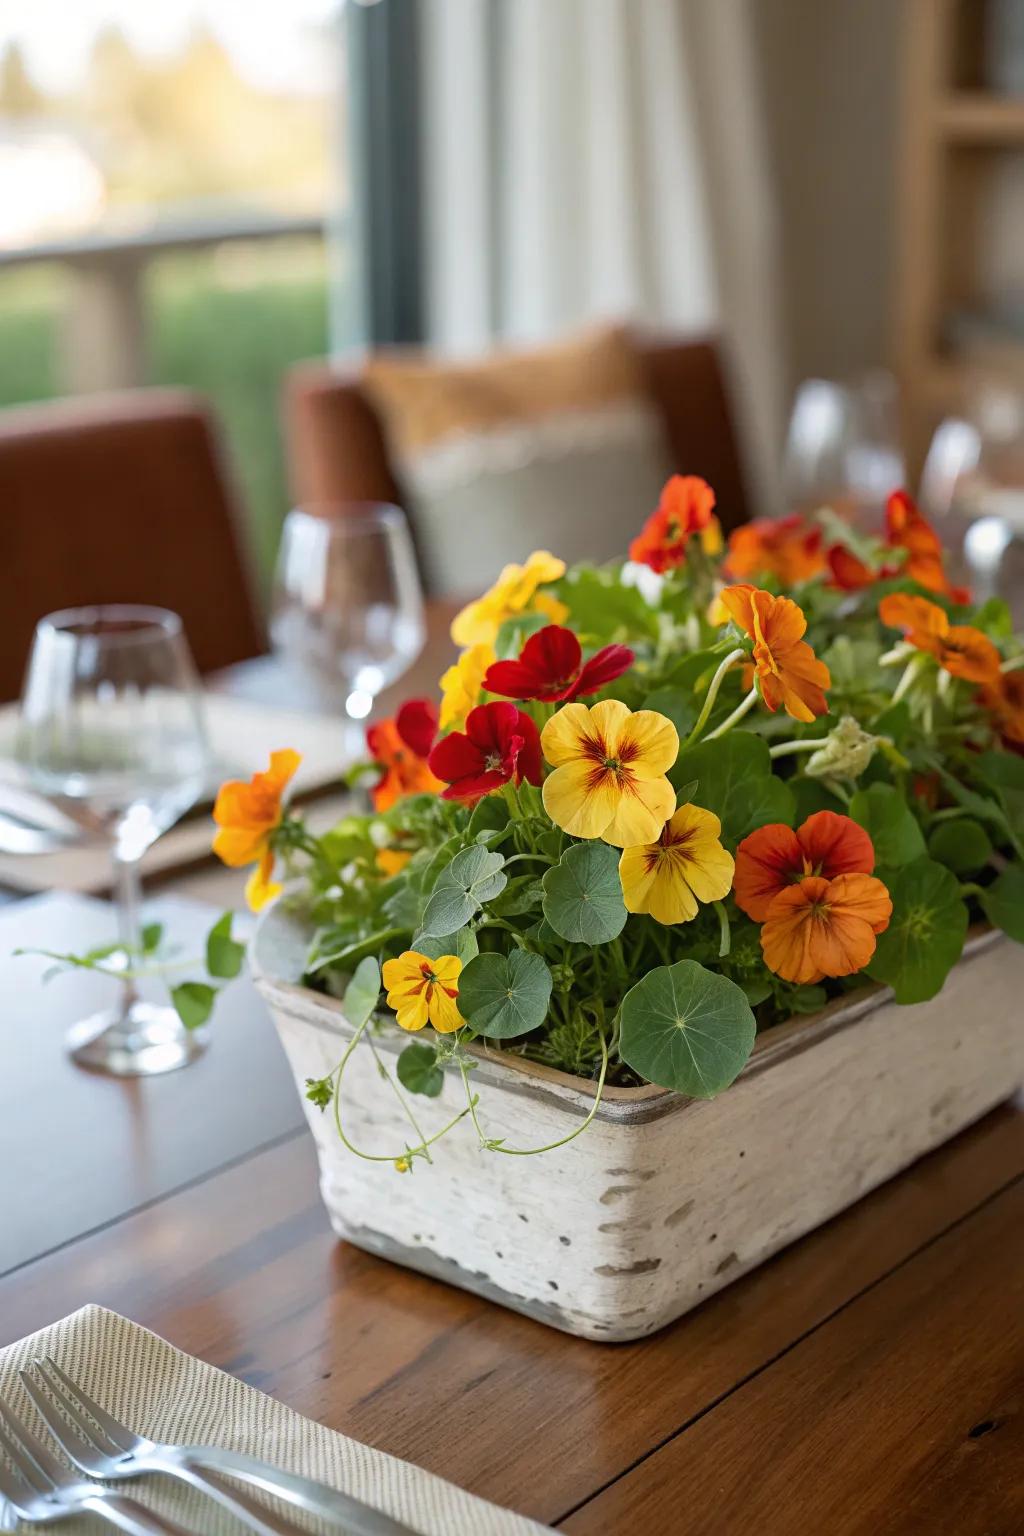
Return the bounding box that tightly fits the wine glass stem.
[113,849,143,1019]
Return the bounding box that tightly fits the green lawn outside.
[0,240,332,599]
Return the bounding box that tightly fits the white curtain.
[418,0,787,508]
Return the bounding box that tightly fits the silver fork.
[0,1396,181,1536]
[21,1359,418,1536]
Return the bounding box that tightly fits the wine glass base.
[66,1001,208,1077]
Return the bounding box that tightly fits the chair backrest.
[0,389,263,702]
[283,332,751,534]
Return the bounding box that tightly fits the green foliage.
[342,956,381,1029]
[927,818,992,875]
[171,981,217,1031]
[867,857,968,1004]
[205,911,245,980]
[396,1042,445,1097]
[675,733,795,845]
[849,783,926,866]
[413,927,480,965]
[542,843,627,944]
[458,950,553,1038]
[980,864,1024,944]
[619,960,756,1097]
[419,846,507,937]
[558,565,659,643]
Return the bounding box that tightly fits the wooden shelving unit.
[894,0,1024,471]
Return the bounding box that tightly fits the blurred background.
[1,0,1023,630]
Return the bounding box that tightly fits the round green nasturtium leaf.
[457,949,553,1038]
[342,955,382,1029]
[674,734,795,846]
[642,688,697,740]
[396,1041,444,1097]
[420,845,507,937]
[866,856,968,1005]
[619,960,756,1098]
[980,864,1024,944]
[927,817,993,876]
[412,927,479,966]
[541,842,628,944]
[849,783,926,866]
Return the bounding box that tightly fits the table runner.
[0,1307,552,1536]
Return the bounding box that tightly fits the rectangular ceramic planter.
[252,907,1024,1342]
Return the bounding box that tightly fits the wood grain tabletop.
[1,608,1022,1534]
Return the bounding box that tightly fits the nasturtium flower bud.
[804,715,881,780]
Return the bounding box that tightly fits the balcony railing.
[0,211,328,394]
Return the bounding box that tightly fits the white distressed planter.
[252,907,1024,1342]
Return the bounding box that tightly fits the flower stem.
[681,647,746,749]
[769,738,825,759]
[705,686,759,740]
[1001,655,1024,674]
[891,651,927,705]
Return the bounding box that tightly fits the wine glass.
[270,504,425,743]
[782,372,906,526]
[921,385,1024,610]
[18,605,211,1076]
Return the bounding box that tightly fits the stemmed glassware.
[921,384,1024,610]
[18,605,211,1076]
[270,504,425,748]
[783,372,906,526]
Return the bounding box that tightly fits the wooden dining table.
[2,600,1023,1535]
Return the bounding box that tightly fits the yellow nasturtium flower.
[381,950,464,1033]
[439,643,495,731]
[212,748,302,911]
[540,700,678,848]
[619,805,735,925]
[451,551,568,647]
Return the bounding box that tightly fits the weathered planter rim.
[251,899,1005,1129]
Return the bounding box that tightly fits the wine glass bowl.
[270,504,425,722]
[18,605,211,1076]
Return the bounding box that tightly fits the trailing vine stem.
[331,1019,475,1165]
[458,1029,610,1157]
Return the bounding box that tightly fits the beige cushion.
[363,327,673,595]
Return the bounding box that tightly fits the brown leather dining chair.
[282,331,752,535]
[0,389,264,702]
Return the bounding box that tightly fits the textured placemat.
[0,1307,552,1536]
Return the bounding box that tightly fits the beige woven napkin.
[0,1307,552,1536]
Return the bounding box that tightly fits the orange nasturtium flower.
[724,514,825,586]
[213,748,302,911]
[981,667,1024,752]
[760,872,892,985]
[439,642,495,731]
[733,811,875,922]
[540,699,678,847]
[619,804,734,925]
[376,847,413,877]
[366,700,444,812]
[720,584,831,722]
[629,475,721,573]
[451,551,567,648]
[878,593,1001,683]
[381,950,464,1033]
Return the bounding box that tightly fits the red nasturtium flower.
[719,584,831,722]
[760,872,893,985]
[366,698,443,812]
[427,701,542,803]
[733,811,876,922]
[879,593,1001,683]
[483,625,634,703]
[725,514,825,585]
[629,475,720,573]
